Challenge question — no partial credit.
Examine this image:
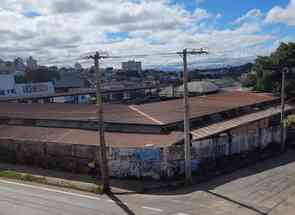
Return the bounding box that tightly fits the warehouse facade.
[0,91,293,179]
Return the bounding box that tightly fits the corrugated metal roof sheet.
[132,91,277,124]
[0,125,183,148]
[0,91,277,126]
[192,105,294,140]
[177,81,219,94]
[0,105,293,148]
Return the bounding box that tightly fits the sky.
[0,0,294,69]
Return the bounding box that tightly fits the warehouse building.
[0,91,293,179]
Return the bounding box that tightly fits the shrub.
[286,115,295,128]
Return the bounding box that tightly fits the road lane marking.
[177,213,189,215]
[142,206,163,212]
[107,199,115,203]
[0,179,101,201]
[171,199,182,203]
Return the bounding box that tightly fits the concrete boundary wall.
[0,123,281,180]
[0,138,168,179]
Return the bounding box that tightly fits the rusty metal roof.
[0,125,183,148]
[0,91,277,126]
[0,104,292,148]
[191,104,294,140]
[131,91,277,125]
[0,103,155,124]
[0,85,167,102]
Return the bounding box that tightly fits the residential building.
[26,56,38,71]
[0,74,54,98]
[0,61,15,74]
[0,75,16,96]
[15,82,55,97]
[54,72,84,92]
[122,60,142,73]
[14,57,25,71]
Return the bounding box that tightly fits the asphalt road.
[1,150,295,215]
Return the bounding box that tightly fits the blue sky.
[193,0,288,18]
[0,0,294,68]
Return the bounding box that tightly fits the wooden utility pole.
[280,67,287,152]
[91,52,110,192]
[178,48,208,184]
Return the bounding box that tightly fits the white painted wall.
[0,75,55,98]
[0,75,17,97]
[15,82,55,97]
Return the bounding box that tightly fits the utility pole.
[87,52,110,193]
[280,67,288,152]
[178,48,208,184]
[183,48,191,184]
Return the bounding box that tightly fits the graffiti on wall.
[108,124,280,179]
[114,148,160,161]
[134,149,160,161]
[109,148,162,179]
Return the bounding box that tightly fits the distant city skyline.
[0,0,294,69]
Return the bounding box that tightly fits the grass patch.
[92,185,103,194]
[0,170,47,183]
[22,174,47,184]
[49,180,103,194]
[0,169,103,194]
[0,170,23,180]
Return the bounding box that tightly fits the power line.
[81,49,209,60]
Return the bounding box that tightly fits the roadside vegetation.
[286,115,295,129]
[244,42,295,97]
[0,170,103,194]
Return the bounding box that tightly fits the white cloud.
[51,0,92,14]
[193,8,212,21]
[266,0,295,26]
[0,0,276,68]
[234,9,262,24]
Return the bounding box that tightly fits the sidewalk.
[0,162,174,194]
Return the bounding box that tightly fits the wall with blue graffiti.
[109,148,163,179]
[107,121,280,180]
[108,146,200,179]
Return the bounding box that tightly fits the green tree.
[253,42,295,96]
[286,115,295,128]
[241,73,257,88]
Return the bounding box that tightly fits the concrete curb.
[0,170,102,194]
